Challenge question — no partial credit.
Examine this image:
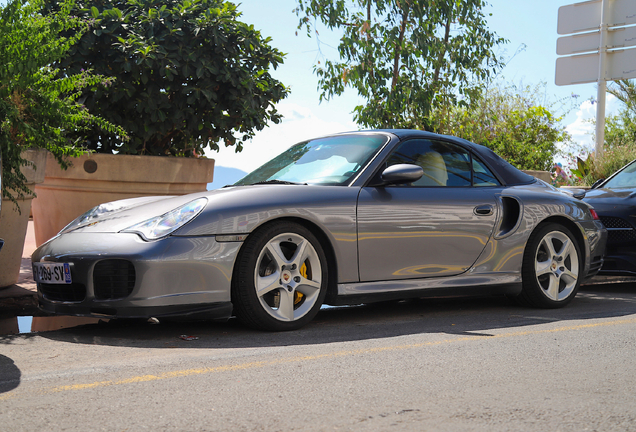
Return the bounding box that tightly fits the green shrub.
[433,83,572,172]
[579,145,636,186]
[572,80,636,186]
[0,0,125,208]
[604,111,636,149]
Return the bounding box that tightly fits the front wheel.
[518,223,583,308]
[232,221,328,331]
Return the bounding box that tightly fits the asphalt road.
[2,283,636,431]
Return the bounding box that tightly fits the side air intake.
[495,196,522,239]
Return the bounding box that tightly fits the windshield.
[603,160,636,188]
[234,133,389,186]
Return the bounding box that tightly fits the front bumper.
[37,299,234,320]
[32,232,242,320]
[598,245,636,276]
[596,216,636,275]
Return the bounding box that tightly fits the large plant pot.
[0,149,48,288]
[522,170,551,183]
[32,153,215,246]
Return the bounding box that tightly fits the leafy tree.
[47,0,289,156]
[609,79,636,115]
[1,0,125,208]
[434,83,572,171]
[295,0,505,130]
[573,80,636,185]
[604,80,636,150]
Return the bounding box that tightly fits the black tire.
[518,223,583,308]
[231,221,329,331]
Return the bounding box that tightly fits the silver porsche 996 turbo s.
[32,130,607,331]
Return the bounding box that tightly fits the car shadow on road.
[0,354,21,394]
[2,283,636,350]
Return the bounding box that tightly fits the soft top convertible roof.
[381,129,536,186]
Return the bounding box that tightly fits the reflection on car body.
[33,130,607,331]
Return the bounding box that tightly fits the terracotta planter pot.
[0,149,48,288]
[522,170,552,183]
[32,153,215,246]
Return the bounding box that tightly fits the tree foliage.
[609,79,636,115]
[604,80,636,150]
[47,0,289,156]
[0,0,125,208]
[434,83,571,171]
[572,79,636,185]
[295,0,505,130]
[579,146,636,186]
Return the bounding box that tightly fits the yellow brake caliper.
[295,262,308,305]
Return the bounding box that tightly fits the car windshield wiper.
[251,179,308,186]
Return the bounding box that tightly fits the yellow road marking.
[3,316,636,400]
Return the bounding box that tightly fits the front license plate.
[33,262,72,284]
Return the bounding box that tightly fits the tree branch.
[391,6,409,93]
[432,14,452,89]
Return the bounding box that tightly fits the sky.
[205,0,623,188]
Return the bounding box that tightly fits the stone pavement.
[0,220,40,318]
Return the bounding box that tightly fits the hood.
[63,191,217,234]
[584,187,636,200]
[61,184,350,236]
[582,187,636,212]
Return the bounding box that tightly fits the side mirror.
[558,187,587,199]
[591,178,605,189]
[379,164,424,186]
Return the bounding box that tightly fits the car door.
[357,138,502,282]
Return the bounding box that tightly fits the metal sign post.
[595,0,610,156]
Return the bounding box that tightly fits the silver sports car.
[32,130,607,331]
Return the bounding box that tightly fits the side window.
[385,139,471,187]
[472,157,500,186]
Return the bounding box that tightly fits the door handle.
[474,204,494,216]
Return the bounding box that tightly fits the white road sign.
[556,0,636,156]
[557,26,636,55]
[556,48,636,85]
[557,0,636,35]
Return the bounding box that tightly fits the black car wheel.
[519,223,582,308]
[232,221,328,331]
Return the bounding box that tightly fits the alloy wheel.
[254,232,323,322]
[534,230,580,301]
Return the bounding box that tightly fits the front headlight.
[121,198,207,241]
[59,201,131,235]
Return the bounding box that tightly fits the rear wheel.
[519,223,582,308]
[232,221,328,331]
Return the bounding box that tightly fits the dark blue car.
[583,159,636,276]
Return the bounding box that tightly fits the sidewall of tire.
[231,221,329,331]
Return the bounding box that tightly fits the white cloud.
[205,102,358,173]
[566,99,596,151]
[565,94,618,154]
